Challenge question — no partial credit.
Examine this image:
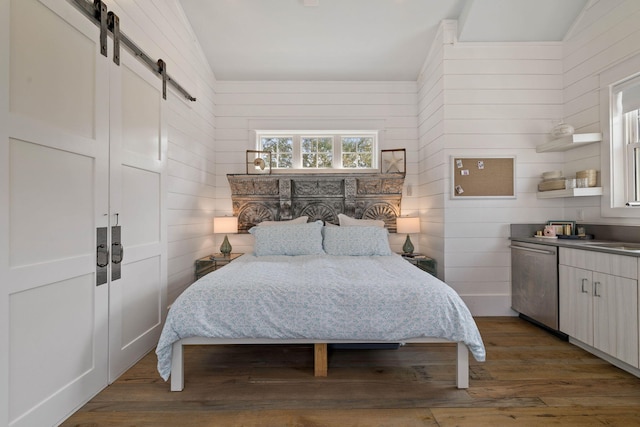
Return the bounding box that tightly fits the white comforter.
[156,254,486,380]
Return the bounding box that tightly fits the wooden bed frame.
[169,338,470,391]
[167,173,472,391]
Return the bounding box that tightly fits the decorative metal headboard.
[228,173,405,233]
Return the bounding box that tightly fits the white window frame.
[624,110,640,202]
[599,53,640,217]
[255,130,379,173]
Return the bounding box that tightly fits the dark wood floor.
[62,317,640,426]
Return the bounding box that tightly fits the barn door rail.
[69,0,196,102]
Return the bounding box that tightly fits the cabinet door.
[593,272,639,367]
[559,265,593,345]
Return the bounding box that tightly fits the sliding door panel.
[4,0,109,426]
[108,51,167,382]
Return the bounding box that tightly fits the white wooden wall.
[442,39,566,315]
[562,0,640,226]
[213,81,419,254]
[417,22,566,315]
[107,0,218,304]
[416,21,449,282]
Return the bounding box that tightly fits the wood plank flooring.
[62,317,640,426]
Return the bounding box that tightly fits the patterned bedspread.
[156,254,486,380]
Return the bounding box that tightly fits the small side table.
[195,253,243,280]
[399,253,437,277]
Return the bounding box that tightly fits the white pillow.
[249,220,325,256]
[258,216,308,226]
[338,213,385,228]
[323,226,392,256]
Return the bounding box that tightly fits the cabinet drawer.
[560,248,638,279]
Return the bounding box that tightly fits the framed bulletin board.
[451,156,516,198]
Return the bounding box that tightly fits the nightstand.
[399,253,437,277]
[195,253,243,280]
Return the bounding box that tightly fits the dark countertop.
[510,223,640,257]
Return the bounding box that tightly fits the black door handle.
[112,241,124,264]
[97,243,109,268]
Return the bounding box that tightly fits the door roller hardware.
[107,11,120,65]
[158,59,167,100]
[94,0,108,57]
[70,0,197,102]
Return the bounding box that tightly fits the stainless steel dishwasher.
[510,241,563,334]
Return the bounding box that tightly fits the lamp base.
[402,235,414,254]
[220,235,232,256]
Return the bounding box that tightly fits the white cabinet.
[559,265,593,345]
[559,248,638,368]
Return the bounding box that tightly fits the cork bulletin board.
[451,156,516,198]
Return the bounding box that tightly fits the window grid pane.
[301,137,333,168]
[342,136,373,168]
[260,137,293,168]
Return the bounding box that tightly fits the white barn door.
[0,0,168,425]
[108,49,167,382]
[1,0,110,426]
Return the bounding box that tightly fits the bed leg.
[314,343,327,377]
[170,341,184,391]
[456,342,469,389]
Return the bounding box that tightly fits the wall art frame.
[380,148,406,175]
[246,150,272,175]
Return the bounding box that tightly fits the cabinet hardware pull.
[508,245,555,255]
[581,278,589,293]
[594,281,601,297]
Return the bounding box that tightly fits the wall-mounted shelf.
[536,133,602,153]
[537,187,603,199]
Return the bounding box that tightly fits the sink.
[585,242,640,252]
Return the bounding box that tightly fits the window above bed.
[256,131,378,172]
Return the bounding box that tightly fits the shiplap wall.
[562,0,640,226]
[418,22,566,315]
[108,0,217,303]
[213,81,419,254]
[416,22,448,281]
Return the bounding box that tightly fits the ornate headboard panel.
[228,173,405,233]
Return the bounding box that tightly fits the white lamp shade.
[213,216,238,234]
[396,216,420,234]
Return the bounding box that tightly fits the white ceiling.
[179,0,589,81]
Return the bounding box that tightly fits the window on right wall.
[600,53,640,217]
[612,76,640,205]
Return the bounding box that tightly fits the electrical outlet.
[576,209,584,221]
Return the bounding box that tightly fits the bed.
[156,220,486,391]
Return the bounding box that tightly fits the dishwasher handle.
[509,245,556,255]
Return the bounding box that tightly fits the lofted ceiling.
[179,0,589,81]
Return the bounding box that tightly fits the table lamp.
[213,216,238,257]
[396,216,420,255]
